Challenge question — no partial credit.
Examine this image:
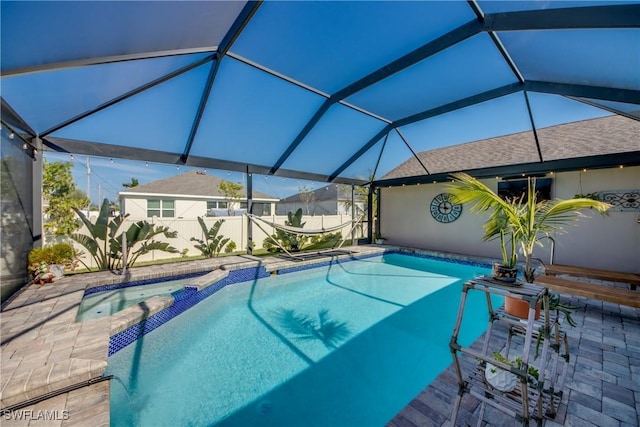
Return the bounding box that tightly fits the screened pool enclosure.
[1,1,639,293]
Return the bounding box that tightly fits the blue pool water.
[106,253,499,426]
[76,279,190,321]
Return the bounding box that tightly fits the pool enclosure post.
[31,137,43,247]
[351,184,355,244]
[367,184,375,242]
[120,195,127,274]
[246,167,253,255]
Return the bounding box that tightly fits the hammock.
[246,214,355,236]
[246,213,365,258]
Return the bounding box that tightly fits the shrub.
[224,241,237,253]
[28,243,76,265]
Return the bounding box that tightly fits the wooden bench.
[544,264,639,291]
[534,275,640,308]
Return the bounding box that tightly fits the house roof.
[279,184,366,204]
[2,2,638,186]
[382,115,640,180]
[119,170,278,201]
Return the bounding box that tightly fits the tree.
[43,160,89,236]
[448,172,610,282]
[122,177,139,188]
[219,180,243,215]
[298,185,316,215]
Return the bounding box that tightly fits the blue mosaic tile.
[387,249,492,269]
[109,265,270,355]
[108,255,489,356]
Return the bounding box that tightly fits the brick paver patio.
[1,248,638,426]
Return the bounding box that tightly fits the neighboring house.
[277,184,366,216]
[119,170,279,219]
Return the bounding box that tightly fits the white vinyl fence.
[68,214,363,269]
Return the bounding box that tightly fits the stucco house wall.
[380,166,639,273]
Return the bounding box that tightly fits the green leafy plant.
[449,173,611,282]
[28,242,76,266]
[70,199,179,270]
[224,241,237,253]
[218,180,243,215]
[264,208,308,252]
[534,293,579,358]
[43,160,90,236]
[190,217,230,258]
[492,351,539,381]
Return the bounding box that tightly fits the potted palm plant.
[448,172,610,317]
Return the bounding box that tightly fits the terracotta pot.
[505,296,540,320]
[492,263,518,282]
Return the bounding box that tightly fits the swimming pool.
[106,252,499,426]
[76,278,190,321]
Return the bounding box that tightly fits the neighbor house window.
[207,201,228,209]
[147,199,175,217]
[252,202,271,216]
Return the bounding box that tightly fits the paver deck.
[0,247,384,425]
[389,291,640,426]
[2,247,638,426]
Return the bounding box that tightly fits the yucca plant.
[448,172,611,282]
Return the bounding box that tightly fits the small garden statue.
[31,261,55,285]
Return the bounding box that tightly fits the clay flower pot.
[505,296,540,320]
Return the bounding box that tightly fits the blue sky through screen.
[43,152,332,205]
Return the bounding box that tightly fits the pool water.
[106,253,499,426]
[76,279,190,321]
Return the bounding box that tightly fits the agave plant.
[190,217,230,258]
[448,172,611,282]
[71,199,178,270]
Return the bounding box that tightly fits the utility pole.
[86,156,91,212]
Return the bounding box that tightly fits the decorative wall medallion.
[601,190,640,211]
[430,193,462,223]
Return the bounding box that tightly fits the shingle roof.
[120,170,278,201]
[280,184,367,203]
[383,115,640,180]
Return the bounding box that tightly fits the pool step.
[184,269,229,291]
[109,296,175,336]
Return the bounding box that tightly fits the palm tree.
[448,172,610,282]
